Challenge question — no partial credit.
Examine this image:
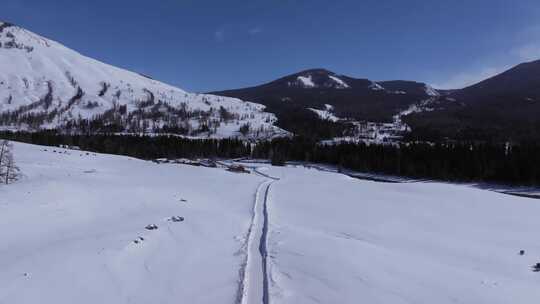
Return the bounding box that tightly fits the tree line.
[1,131,540,186]
[0,131,250,160]
[253,137,540,186]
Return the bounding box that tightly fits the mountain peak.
[0,21,15,32]
[295,68,335,76]
[0,21,58,52]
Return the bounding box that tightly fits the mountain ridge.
[404,59,540,141]
[3,21,540,142]
[214,61,540,142]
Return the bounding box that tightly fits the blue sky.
[3,0,540,92]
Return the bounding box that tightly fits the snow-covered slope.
[307,105,339,122]
[0,22,286,138]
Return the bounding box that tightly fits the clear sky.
[3,0,540,92]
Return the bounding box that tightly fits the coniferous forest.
[0,131,251,160]
[1,131,540,186]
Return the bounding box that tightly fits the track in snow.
[238,169,278,304]
[259,182,272,304]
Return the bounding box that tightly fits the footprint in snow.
[168,216,184,222]
[145,224,158,230]
[133,236,145,244]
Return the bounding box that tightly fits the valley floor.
[1,143,540,303]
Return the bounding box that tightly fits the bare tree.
[0,140,9,168]
[0,140,20,185]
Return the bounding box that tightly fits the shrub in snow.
[533,263,540,272]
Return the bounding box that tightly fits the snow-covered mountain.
[0,21,286,138]
[404,59,540,141]
[213,68,440,142]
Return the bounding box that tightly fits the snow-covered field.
[2,142,540,303]
[0,142,265,303]
[262,166,540,303]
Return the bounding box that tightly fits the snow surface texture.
[0,22,286,138]
[2,143,540,303]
